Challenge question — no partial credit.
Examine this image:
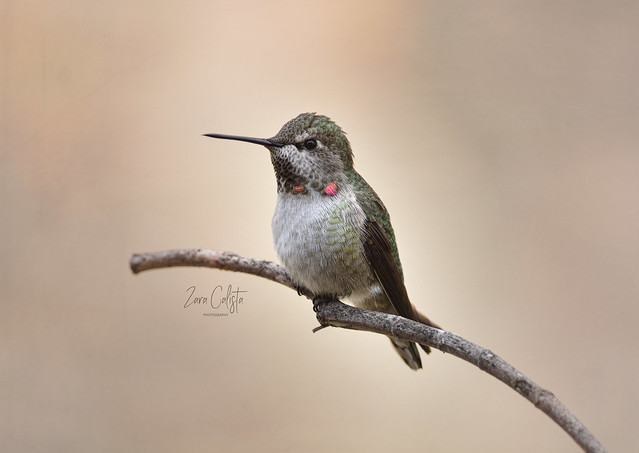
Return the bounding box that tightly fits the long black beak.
[203,133,284,148]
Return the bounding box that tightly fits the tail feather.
[389,337,422,370]
[390,310,440,365]
[414,309,440,330]
[412,310,440,355]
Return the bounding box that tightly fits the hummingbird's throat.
[277,178,341,197]
[270,148,344,196]
[288,181,339,196]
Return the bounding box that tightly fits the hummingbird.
[205,113,438,369]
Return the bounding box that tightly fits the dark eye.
[303,139,317,150]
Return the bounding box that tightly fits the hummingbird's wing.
[362,218,433,357]
[362,218,419,321]
[352,170,438,335]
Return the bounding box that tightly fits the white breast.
[271,187,370,297]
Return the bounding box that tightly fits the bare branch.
[129,248,606,453]
[130,248,301,291]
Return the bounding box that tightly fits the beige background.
[2,1,638,452]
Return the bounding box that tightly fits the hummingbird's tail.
[414,310,440,330]
[413,309,440,355]
[389,338,423,370]
[389,310,440,369]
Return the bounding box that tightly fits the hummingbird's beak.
[203,133,284,148]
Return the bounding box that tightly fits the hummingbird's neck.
[270,152,348,196]
[275,173,346,197]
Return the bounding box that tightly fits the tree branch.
[129,248,606,453]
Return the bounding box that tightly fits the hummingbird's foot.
[312,295,335,312]
[295,284,304,296]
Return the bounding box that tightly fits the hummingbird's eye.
[303,139,317,151]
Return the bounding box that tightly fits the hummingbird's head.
[267,113,353,193]
[205,113,354,195]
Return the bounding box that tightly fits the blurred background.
[2,1,638,451]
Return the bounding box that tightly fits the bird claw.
[312,295,334,312]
